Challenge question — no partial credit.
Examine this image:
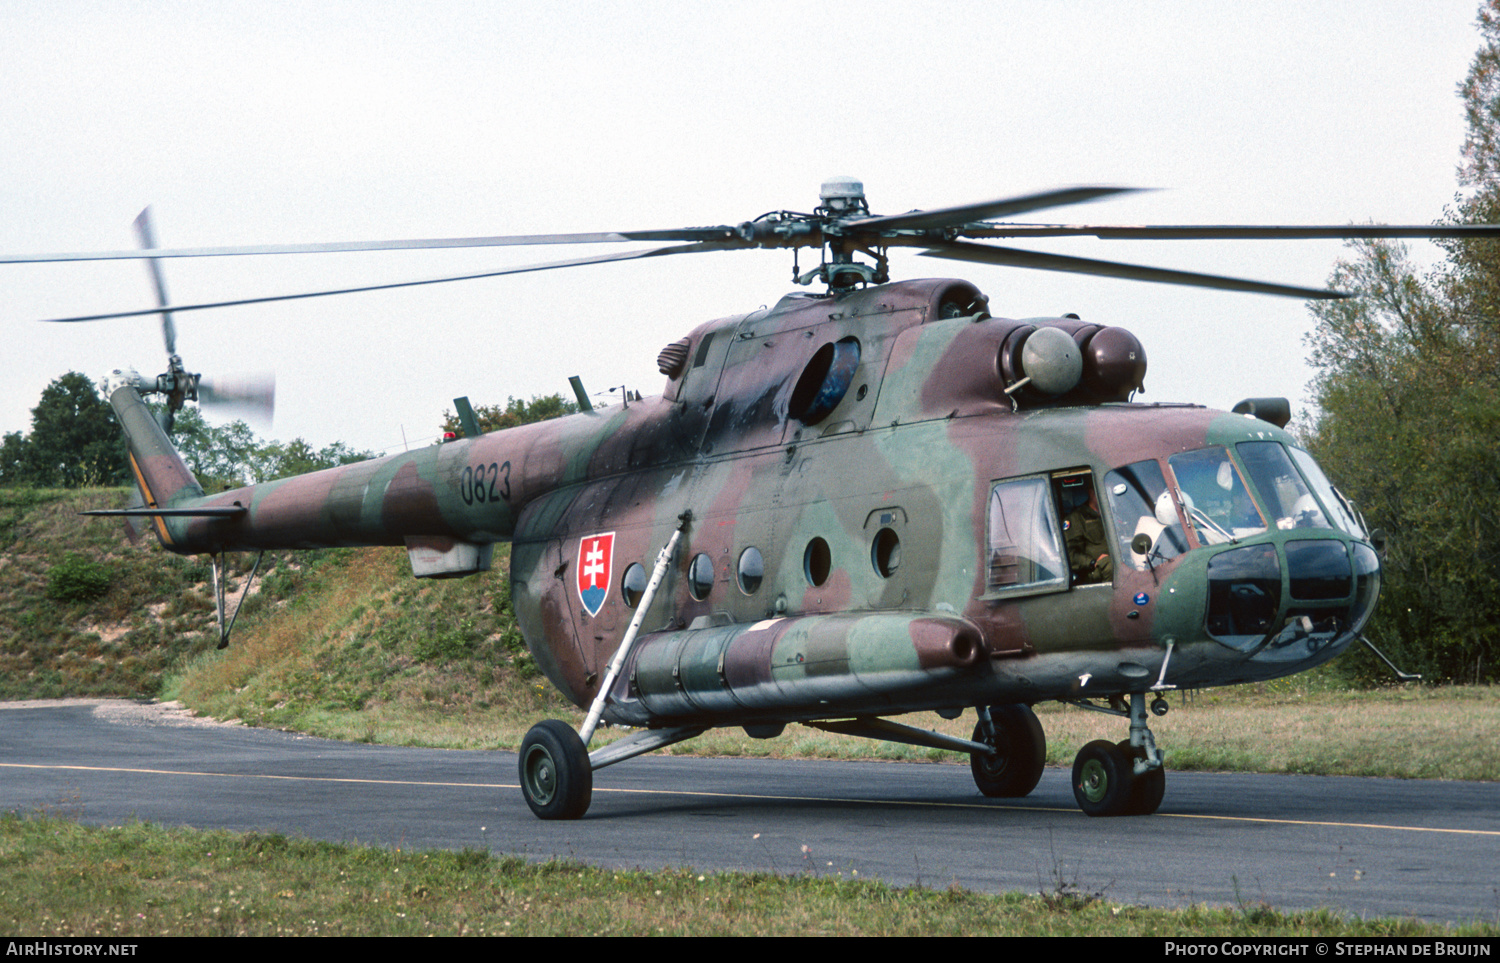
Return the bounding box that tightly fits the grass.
[175,655,1500,782]
[1078,683,1500,780]
[652,677,1500,782]
[2,813,1493,937]
[165,544,572,745]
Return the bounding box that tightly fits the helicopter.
[11,178,1490,819]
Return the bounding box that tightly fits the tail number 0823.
[460,461,511,505]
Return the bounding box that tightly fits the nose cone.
[1350,541,1381,633]
[1201,535,1381,669]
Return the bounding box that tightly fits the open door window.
[1054,471,1113,585]
[985,475,1067,598]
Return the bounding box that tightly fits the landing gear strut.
[1069,692,1166,816]
[519,518,689,821]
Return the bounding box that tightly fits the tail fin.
[108,382,206,547]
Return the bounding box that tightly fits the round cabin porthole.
[621,563,646,608]
[688,553,715,600]
[788,337,861,425]
[738,546,764,595]
[804,537,831,587]
[872,527,901,578]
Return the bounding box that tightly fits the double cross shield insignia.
[576,532,615,617]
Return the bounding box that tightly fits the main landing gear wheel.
[1072,739,1136,817]
[519,720,593,820]
[970,703,1047,797]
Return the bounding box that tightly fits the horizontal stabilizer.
[82,506,248,518]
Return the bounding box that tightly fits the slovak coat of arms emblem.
[576,532,615,617]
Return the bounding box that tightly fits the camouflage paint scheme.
[112,276,1379,734]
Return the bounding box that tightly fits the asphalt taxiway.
[2,699,1496,923]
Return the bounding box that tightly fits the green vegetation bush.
[46,552,112,602]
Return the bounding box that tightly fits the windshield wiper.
[1187,506,1238,545]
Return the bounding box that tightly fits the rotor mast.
[805,176,889,291]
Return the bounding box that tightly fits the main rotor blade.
[845,187,1146,233]
[0,226,740,264]
[918,240,1347,299]
[133,207,176,355]
[955,223,1500,240]
[38,241,746,323]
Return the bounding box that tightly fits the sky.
[0,1,1488,456]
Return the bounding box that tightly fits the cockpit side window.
[986,476,1067,597]
[1287,447,1367,538]
[1105,460,1188,570]
[1236,441,1332,531]
[1168,447,1266,546]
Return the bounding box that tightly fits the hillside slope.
[0,488,565,743]
[0,488,219,699]
[169,540,572,748]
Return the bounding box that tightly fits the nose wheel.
[1069,692,1166,816]
[1073,740,1131,815]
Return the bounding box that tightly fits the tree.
[259,437,372,481]
[170,407,373,489]
[170,408,268,490]
[439,393,577,437]
[1302,3,1500,683]
[1,374,374,492]
[1304,242,1500,683]
[0,432,29,485]
[0,373,128,488]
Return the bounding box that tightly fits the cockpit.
[1104,440,1380,663]
[1106,442,1369,559]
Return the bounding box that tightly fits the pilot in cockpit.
[1059,477,1112,584]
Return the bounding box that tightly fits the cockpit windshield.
[1167,447,1265,545]
[1101,443,1370,572]
[1149,443,1365,549]
[1235,442,1331,531]
[1286,447,1367,538]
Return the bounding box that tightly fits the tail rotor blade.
[118,488,147,544]
[197,373,276,426]
[133,207,176,357]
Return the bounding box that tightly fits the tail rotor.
[132,207,274,432]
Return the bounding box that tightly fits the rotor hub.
[818,176,868,216]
